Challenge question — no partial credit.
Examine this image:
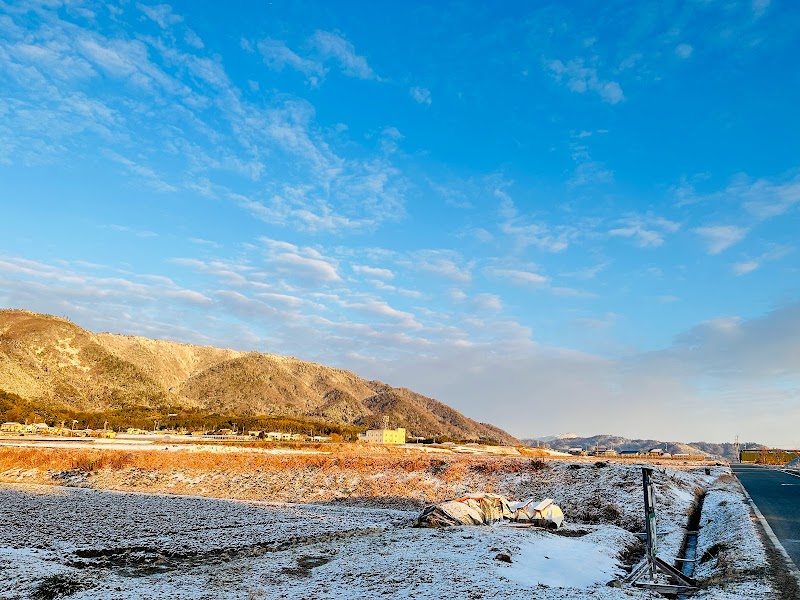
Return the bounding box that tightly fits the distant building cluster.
[124,428,333,442]
[0,422,115,438]
[565,446,700,459]
[2,419,410,446]
[247,431,322,442]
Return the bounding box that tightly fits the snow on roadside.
[690,473,773,599]
[498,460,719,562]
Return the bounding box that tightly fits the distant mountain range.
[522,434,765,462]
[0,309,517,443]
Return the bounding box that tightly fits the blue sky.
[1,0,799,446]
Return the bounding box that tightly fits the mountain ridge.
[522,433,763,461]
[0,308,517,443]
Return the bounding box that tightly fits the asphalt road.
[731,463,800,569]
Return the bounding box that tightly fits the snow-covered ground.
[0,460,778,599]
[0,483,644,599]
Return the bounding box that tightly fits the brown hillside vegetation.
[0,309,517,443]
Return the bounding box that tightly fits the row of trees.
[0,391,364,439]
[751,449,800,465]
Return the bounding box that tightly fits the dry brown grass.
[0,446,555,506]
[0,446,557,475]
[0,447,546,487]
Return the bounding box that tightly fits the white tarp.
[414,493,513,527]
[415,494,563,529]
[508,498,564,529]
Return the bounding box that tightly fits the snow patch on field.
[502,529,628,588]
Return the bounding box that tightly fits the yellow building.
[362,427,406,444]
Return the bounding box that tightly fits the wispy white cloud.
[184,29,204,49]
[102,150,177,192]
[310,30,380,80]
[189,237,221,248]
[673,172,800,221]
[252,31,380,84]
[562,262,609,280]
[568,134,613,186]
[449,288,467,303]
[369,280,424,299]
[0,255,217,314]
[496,189,578,253]
[410,86,431,105]
[732,245,791,275]
[675,43,693,59]
[259,237,342,285]
[343,298,422,329]
[0,6,404,231]
[107,224,158,238]
[136,3,183,29]
[256,292,325,311]
[694,225,748,255]
[216,290,282,320]
[572,312,617,330]
[733,260,759,275]
[609,215,680,248]
[165,289,213,305]
[752,0,771,18]
[353,265,394,279]
[408,250,473,283]
[274,252,341,284]
[485,267,549,286]
[737,174,800,219]
[546,58,624,104]
[551,286,596,299]
[256,38,326,85]
[472,293,502,311]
